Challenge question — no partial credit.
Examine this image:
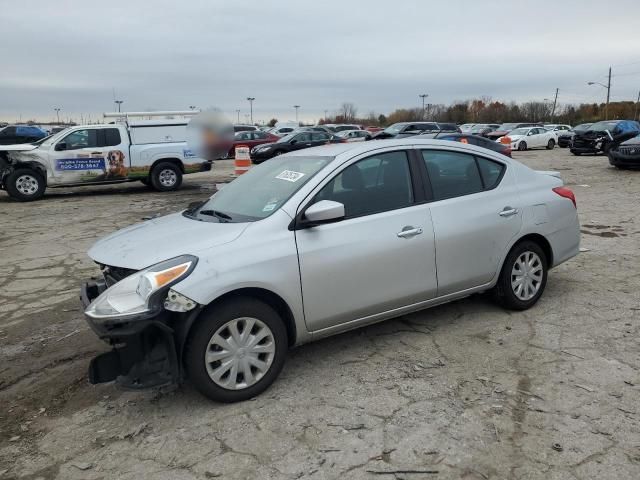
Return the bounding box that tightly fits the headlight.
[85,255,197,321]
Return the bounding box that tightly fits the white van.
[0,113,210,201]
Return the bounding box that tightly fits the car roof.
[285,138,511,161]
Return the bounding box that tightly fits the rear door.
[295,149,437,332]
[419,148,522,295]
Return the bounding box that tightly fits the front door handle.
[499,207,519,217]
[91,151,102,155]
[397,226,423,238]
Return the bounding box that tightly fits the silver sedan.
[83,139,580,402]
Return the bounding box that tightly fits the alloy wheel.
[158,168,177,187]
[204,317,276,390]
[511,251,543,301]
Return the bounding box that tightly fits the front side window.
[315,151,413,218]
[61,129,98,150]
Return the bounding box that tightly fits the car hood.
[620,134,640,146]
[88,212,250,270]
[0,144,39,152]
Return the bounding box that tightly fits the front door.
[296,149,437,332]
[419,148,522,295]
[49,127,127,184]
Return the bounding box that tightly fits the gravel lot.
[1,150,639,480]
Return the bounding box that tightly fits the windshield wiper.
[199,209,233,222]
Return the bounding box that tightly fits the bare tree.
[339,102,358,122]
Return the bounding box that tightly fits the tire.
[185,297,288,403]
[5,168,46,201]
[273,150,285,157]
[546,139,555,150]
[570,150,581,156]
[150,162,182,192]
[140,178,150,186]
[518,141,527,151]
[494,240,548,311]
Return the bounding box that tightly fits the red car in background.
[225,130,280,158]
[365,126,383,133]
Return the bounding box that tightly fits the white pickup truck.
[0,115,210,201]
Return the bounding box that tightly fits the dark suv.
[570,120,640,155]
[0,125,48,145]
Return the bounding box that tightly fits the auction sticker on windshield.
[275,170,305,182]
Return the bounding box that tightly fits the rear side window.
[0,126,17,136]
[422,151,482,200]
[102,128,121,147]
[476,157,505,189]
[312,133,329,141]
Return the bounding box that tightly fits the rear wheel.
[150,162,182,192]
[5,168,46,201]
[546,139,555,150]
[494,241,548,310]
[518,141,527,151]
[571,150,581,156]
[185,297,288,403]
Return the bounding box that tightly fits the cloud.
[2,0,640,123]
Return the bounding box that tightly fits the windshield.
[498,123,519,131]
[383,123,406,134]
[188,155,333,222]
[574,123,592,131]
[589,121,617,132]
[508,128,530,136]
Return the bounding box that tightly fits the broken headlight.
[85,255,198,321]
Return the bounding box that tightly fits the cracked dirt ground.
[1,152,639,480]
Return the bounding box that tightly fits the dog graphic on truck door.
[105,150,127,178]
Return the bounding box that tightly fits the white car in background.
[544,124,572,134]
[500,126,557,151]
[336,129,371,142]
[459,123,476,133]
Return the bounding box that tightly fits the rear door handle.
[499,207,519,217]
[397,226,423,238]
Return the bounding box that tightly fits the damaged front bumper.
[81,279,200,389]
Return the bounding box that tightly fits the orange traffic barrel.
[234,145,251,175]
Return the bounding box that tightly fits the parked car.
[470,124,501,137]
[459,123,476,133]
[324,124,362,132]
[336,129,371,142]
[570,120,640,155]
[607,134,640,169]
[81,139,580,402]
[0,125,48,145]
[233,124,258,133]
[486,123,541,141]
[499,126,557,151]
[372,122,460,140]
[268,126,297,137]
[557,123,591,148]
[544,124,572,134]
[0,120,209,201]
[250,131,344,162]
[365,126,383,133]
[224,130,280,158]
[418,132,511,157]
[295,126,335,134]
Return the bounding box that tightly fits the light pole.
[189,105,197,111]
[419,94,429,119]
[634,89,640,121]
[246,97,255,124]
[293,105,300,123]
[54,108,61,124]
[235,109,241,123]
[588,67,611,119]
[324,110,328,122]
[114,100,123,112]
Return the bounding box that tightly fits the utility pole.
[606,66,611,120]
[114,100,123,112]
[635,89,640,121]
[293,105,300,123]
[54,108,61,124]
[419,94,428,119]
[236,109,241,123]
[246,97,255,124]
[551,88,559,119]
[324,110,328,121]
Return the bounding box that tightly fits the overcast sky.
[2,0,640,124]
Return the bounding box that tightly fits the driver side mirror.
[527,132,534,136]
[55,142,67,151]
[300,200,345,228]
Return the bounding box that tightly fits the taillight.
[553,186,576,208]
[500,136,511,145]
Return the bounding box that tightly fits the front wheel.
[518,141,527,151]
[546,139,555,150]
[494,241,548,310]
[150,162,182,192]
[185,297,288,402]
[5,168,46,201]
